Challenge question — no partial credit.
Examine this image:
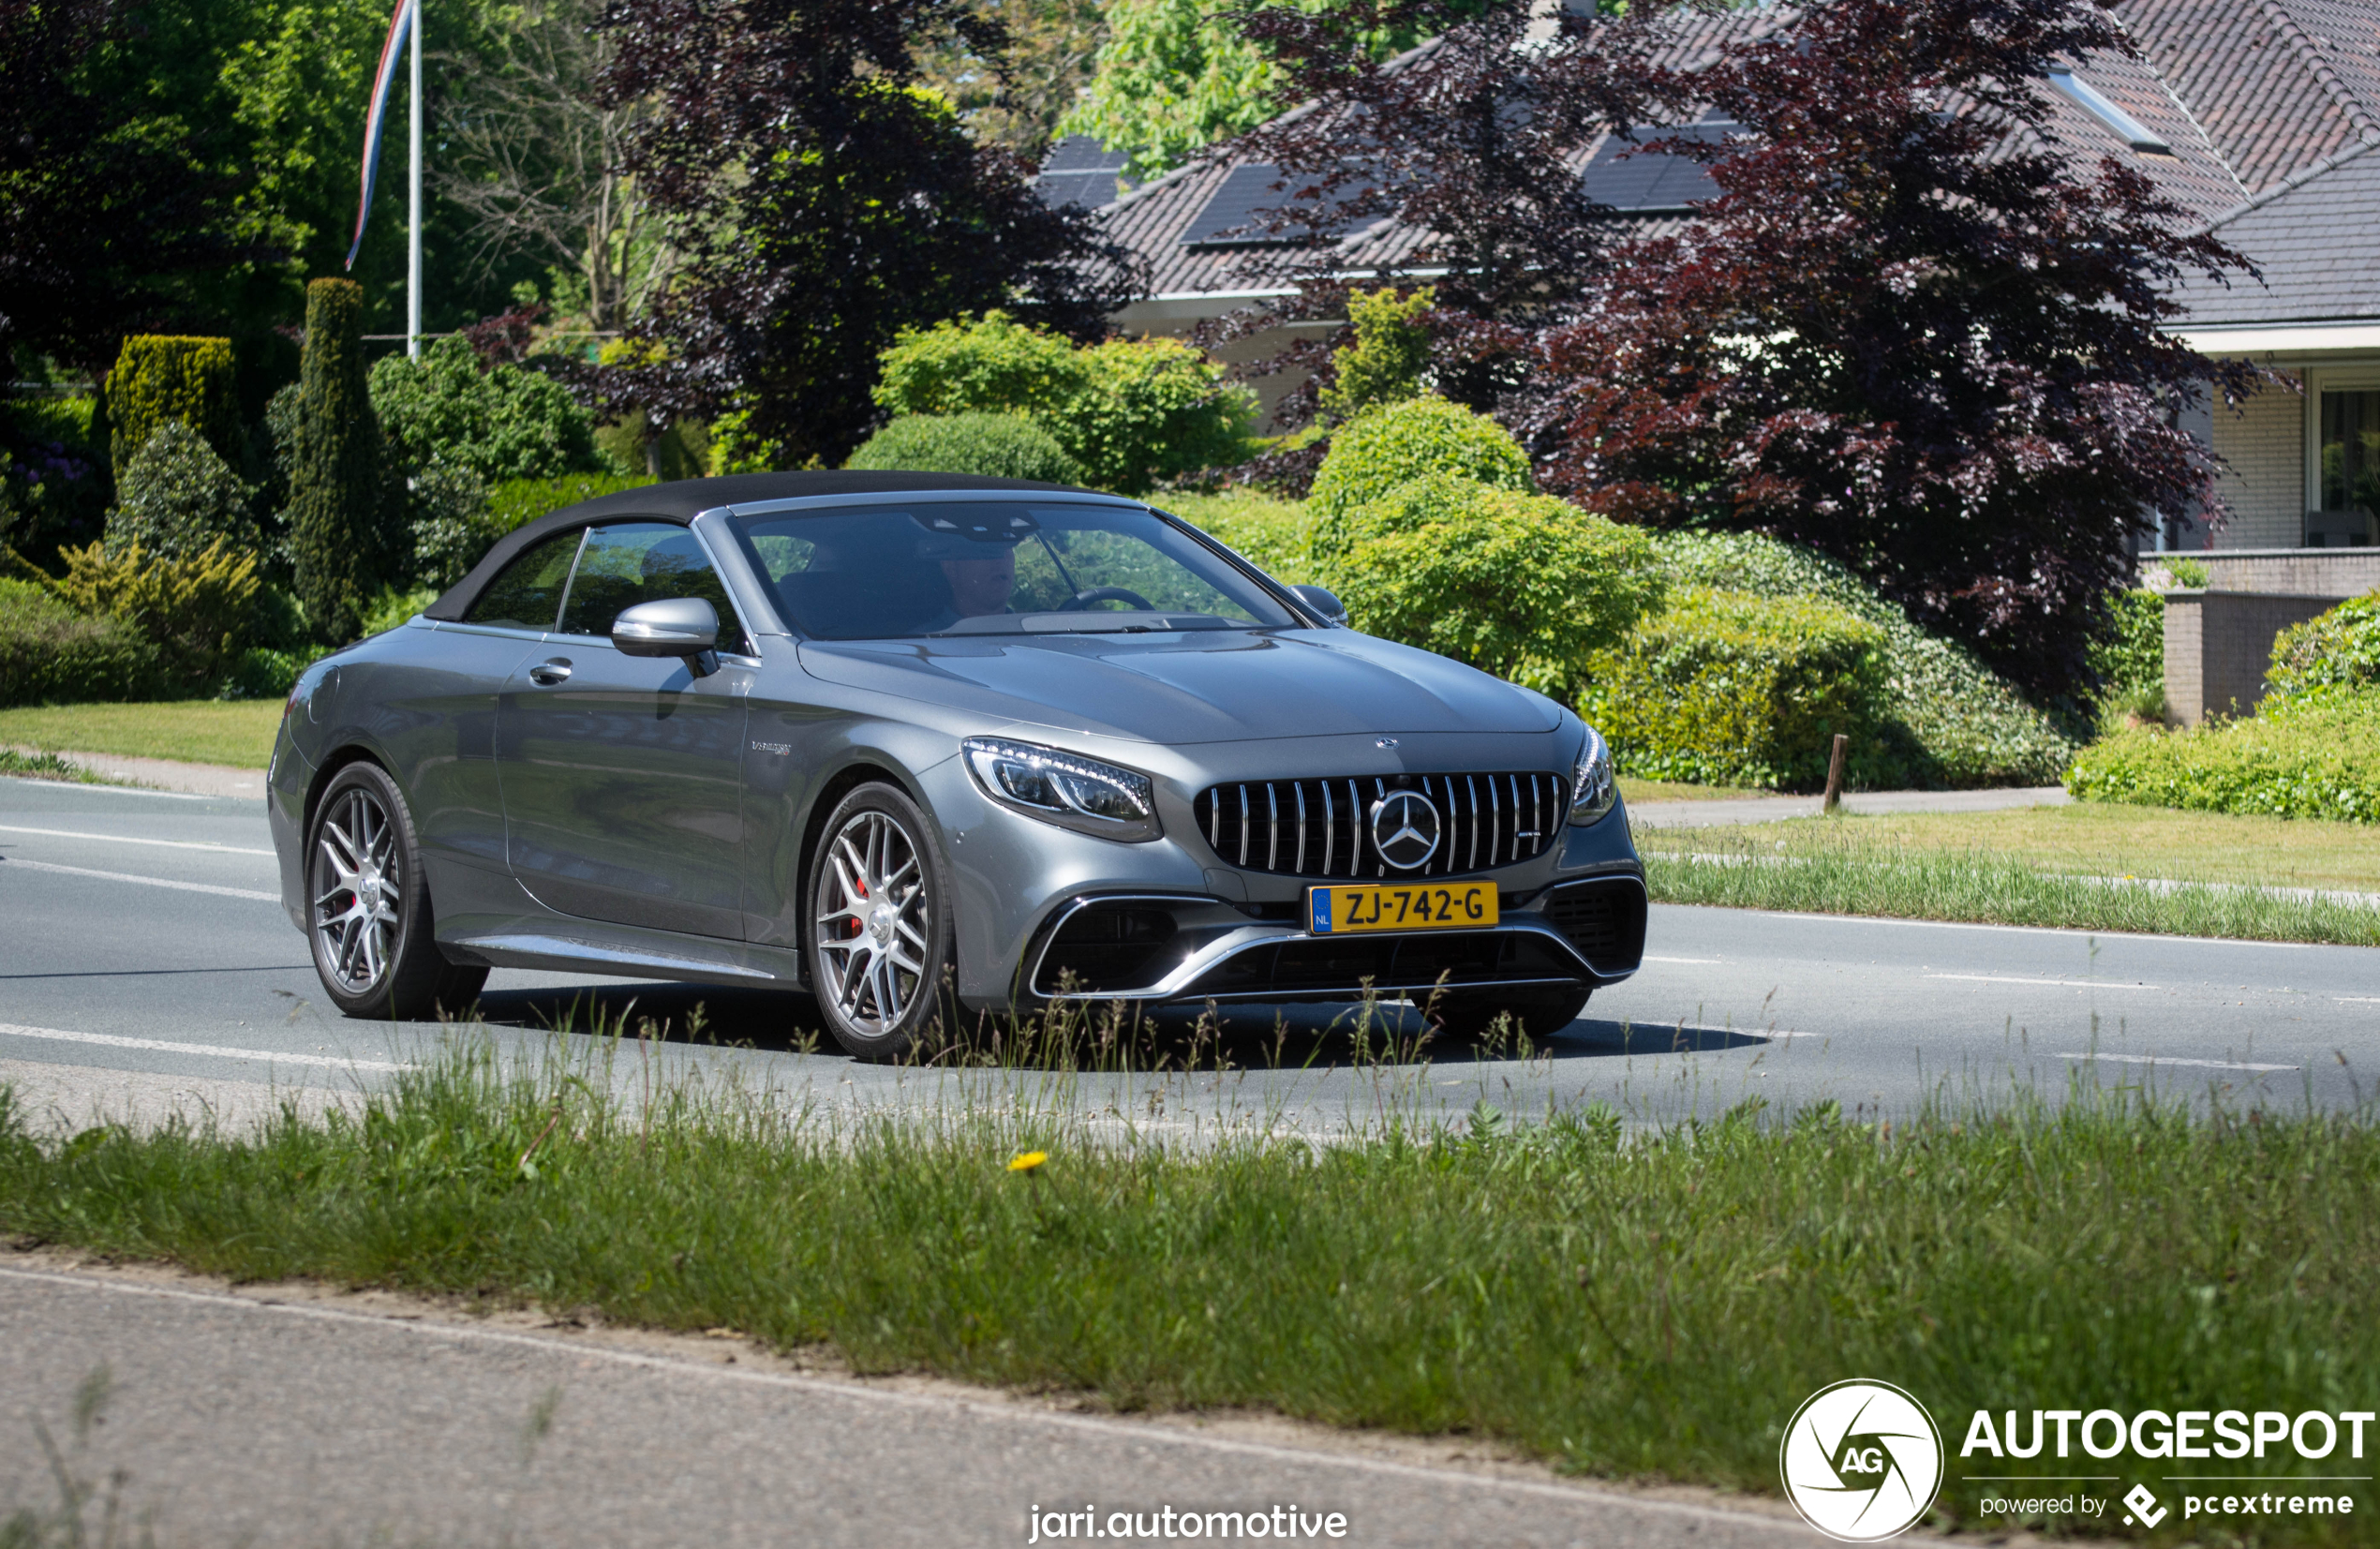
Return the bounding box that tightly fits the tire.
[806,782,958,1060]
[1425,984,1592,1042]
[305,762,488,1020]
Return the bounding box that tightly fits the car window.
[558,521,753,654]
[462,529,584,632]
[731,502,1299,640]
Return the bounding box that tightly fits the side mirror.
[612,597,721,676]
[1289,584,1348,628]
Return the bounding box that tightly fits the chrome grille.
[1193,773,1566,879]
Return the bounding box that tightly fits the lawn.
[0,700,283,769]
[2,1038,2372,1545]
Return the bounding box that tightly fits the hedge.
[1316,475,1660,697]
[1306,397,1531,544]
[106,335,240,470]
[2267,590,2380,707]
[1645,530,2075,787]
[1578,586,1889,790]
[2065,690,2380,824]
[0,579,164,707]
[847,412,1085,484]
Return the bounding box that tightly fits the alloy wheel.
[311,783,403,992]
[814,807,933,1038]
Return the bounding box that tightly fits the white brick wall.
[2209,373,2304,549]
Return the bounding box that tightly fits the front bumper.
[1021,873,1646,1004]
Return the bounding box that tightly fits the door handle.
[528,659,573,686]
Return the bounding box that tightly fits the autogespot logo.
[1368,789,1441,870]
[1780,1379,1946,1542]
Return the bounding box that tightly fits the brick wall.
[2162,590,2344,725]
[2208,374,2304,550]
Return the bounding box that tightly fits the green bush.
[105,421,265,562]
[105,335,240,470]
[40,539,261,692]
[2091,588,2164,721]
[217,647,313,701]
[0,395,112,567]
[487,472,656,535]
[369,335,609,484]
[848,411,1085,484]
[1645,530,2075,787]
[0,578,165,707]
[404,462,494,590]
[873,312,1254,494]
[2267,590,2380,707]
[1305,397,1531,554]
[287,279,402,644]
[1318,285,1434,424]
[1316,475,1662,696]
[1579,587,1889,790]
[359,583,439,638]
[1162,489,1314,584]
[2065,690,2380,824]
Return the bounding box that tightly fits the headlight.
[961,737,1163,843]
[1568,724,1616,827]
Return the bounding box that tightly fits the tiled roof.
[2171,138,2380,323]
[1076,0,2350,308]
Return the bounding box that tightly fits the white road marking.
[1927,974,2162,990]
[2339,997,2380,1005]
[0,1023,405,1073]
[2058,1051,2298,1073]
[0,824,274,856]
[0,776,215,801]
[0,1265,1799,1534]
[1748,909,2316,948]
[2,857,278,902]
[1641,955,1722,964]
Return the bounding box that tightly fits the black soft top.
[423,469,1101,622]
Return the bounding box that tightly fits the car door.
[398,527,586,883]
[498,521,755,940]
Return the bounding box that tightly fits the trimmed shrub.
[1578,587,1889,790]
[0,578,165,707]
[1645,530,2075,787]
[2267,589,2380,707]
[43,539,261,692]
[848,412,1085,484]
[106,335,240,470]
[1316,475,1662,697]
[2066,690,2380,824]
[1318,285,1434,424]
[1163,490,1314,584]
[288,279,401,643]
[369,335,609,484]
[872,313,1254,494]
[1306,398,1531,555]
[105,421,265,562]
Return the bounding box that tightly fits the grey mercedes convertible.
[267,471,1647,1057]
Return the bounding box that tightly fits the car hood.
[796,629,1562,744]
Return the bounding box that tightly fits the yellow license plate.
[1306,882,1498,934]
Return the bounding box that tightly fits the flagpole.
[407,0,423,358]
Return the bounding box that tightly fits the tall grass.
[3,1034,2373,1542]
[1644,837,2380,946]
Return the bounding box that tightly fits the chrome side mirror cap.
[1289,584,1348,628]
[612,597,721,676]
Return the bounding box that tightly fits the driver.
[941,544,1017,619]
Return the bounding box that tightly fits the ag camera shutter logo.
[1780,1379,1945,1542]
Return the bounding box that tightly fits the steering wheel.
[1061,585,1157,612]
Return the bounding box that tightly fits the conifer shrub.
[104,421,265,562]
[286,280,400,642]
[38,540,260,692]
[105,336,240,470]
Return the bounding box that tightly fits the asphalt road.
[0,1258,1822,1549]
[4,775,2375,1133]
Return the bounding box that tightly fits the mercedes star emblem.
[1369,789,1442,871]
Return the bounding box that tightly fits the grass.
[0,700,281,769]
[1619,777,1764,804]
[1644,820,2380,946]
[0,749,111,785]
[1,1034,2373,1543]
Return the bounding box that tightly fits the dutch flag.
[345,0,418,271]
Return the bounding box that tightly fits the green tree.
[915,0,1109,155]
[286,279,397,641]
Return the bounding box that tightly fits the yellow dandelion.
[1007,1150,1049,1173]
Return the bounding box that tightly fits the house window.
[2315,388,2380,545]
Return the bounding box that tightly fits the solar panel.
[1034,135,1132,209]
[1579,123,1736,215]
[1181,163,1369,247]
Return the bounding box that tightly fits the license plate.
[1306,882,1499,934]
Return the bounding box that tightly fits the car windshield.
[729,501,1301,641]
